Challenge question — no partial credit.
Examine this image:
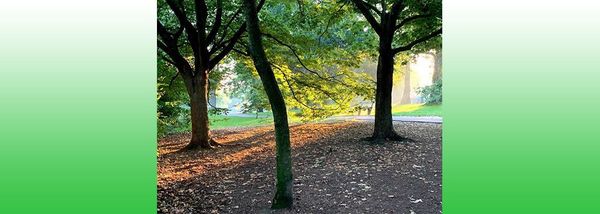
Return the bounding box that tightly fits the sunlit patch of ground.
[158,122,355,186]
[392,103,424,113]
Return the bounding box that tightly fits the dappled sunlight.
[158,122,442,213]
[157,122,356,186]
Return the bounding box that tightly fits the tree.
[349,0,441,142]
[242,0,294,209]
[157,0,265,149]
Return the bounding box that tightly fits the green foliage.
[157,0,442,130]
[157,58,190,137]
[392,0,443,52]
[248,0,377,121]
[228,62,271,114]
[417,79,442,105]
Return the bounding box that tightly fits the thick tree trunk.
[370,17,409,142]
[183,72,213,149]
[242,0,293,209]
[372,47,400,140]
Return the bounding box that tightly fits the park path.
[333,115,443,124]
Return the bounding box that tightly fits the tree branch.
[393,28,442,54]
[158,52,176,66]
[165,0,199,56]
[207,0,266,70]
[233,47,250,57]
[389,0,405,19]
[272,64,329,111]
[168,72,180,88]
[157,20,193,77]
[208,24,246,70]
[350,0,382,35]
[363,1,382,15]
[213,7,243,48]
[194,0,208,39]
[395,14,431,30]
[318,1,348,43]
[262,32,357,89]
[206,0,223,44]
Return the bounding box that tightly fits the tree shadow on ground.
[157,121,442,214]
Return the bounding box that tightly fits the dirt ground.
[157,121,442,214]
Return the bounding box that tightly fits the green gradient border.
[1,0,600,213]
[443,0,600,213]
[0,1,157,213]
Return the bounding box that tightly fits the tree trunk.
[208,82,218,109]
[370,17,409,142]
[432,49,442,83]
[183,72,213,149]
[242,0,293,209]
[400,63,411,104]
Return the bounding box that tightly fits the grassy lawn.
[166,105,441,135]
[210,104,442,130]
[392,104,442,116]
[210,114,272,129]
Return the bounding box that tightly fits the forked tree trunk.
[242,0,293,209]
[183,72,213,149]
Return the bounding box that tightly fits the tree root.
[362,132,415,144]
[209,138,223,147]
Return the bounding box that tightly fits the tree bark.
[432,49,442,83]
[400,63,412,104]
[242,0,293,209]
[183,72,213,149]
[370,15,409,142]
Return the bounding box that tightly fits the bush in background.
[417,79,442,105]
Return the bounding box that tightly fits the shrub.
[417,79,442,104]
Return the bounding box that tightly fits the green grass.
[210,114,273,129]
[171,104,441,134]
[392,104,442,116]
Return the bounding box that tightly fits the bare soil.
[158,121,442,214]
